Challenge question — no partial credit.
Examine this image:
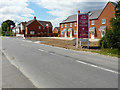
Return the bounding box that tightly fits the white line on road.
[38,49,44,52]
[26,41,32,42]
[49,52,57,56]
[76,60,118,74]
[34,41,40,44]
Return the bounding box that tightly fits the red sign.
[78,13,89,38]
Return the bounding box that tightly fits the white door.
[70,31,72,38]
[65,31,67,38]
[91,32,94,39]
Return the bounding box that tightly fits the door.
[65,31,67,38]
[70,31,72,38]
[91,32,94,39]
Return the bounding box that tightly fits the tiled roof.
[25,20,34,26]
[61,9,103,23]
[38,21,53,27]
[25,20,52,27]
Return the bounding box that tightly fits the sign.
[78,13,89,38]
[76,11,89,48]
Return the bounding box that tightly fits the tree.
[1,20,15,36]
[1,22,9,35]
[99,1,120,49]
[115,1,120,18]
[4,20,15,30]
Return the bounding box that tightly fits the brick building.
[13,16,53,37]
[60,2,117,41]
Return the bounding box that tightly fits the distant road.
[1,37,118,88]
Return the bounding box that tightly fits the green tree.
[115,1,120,18]
[1,22,9,35]
[99,1,120,49]
[4,20,15,30]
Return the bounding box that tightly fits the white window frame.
[30,30,35,35]
[102,19,106,24]
[91,20,95,25]
[65,24,67,28]
[74,22,77,27]
[61,24,63,28]
[70,23,72,27]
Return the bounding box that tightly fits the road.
[1,50,36,88]
[1,37,118,88]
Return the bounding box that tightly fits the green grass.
[91,48,119,58]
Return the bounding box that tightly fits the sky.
[0,0,118,28]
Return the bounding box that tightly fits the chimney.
[78,10,80,14]
[34,16,36,20]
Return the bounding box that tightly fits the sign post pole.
[76,10,80,48]
[88,14,89,49]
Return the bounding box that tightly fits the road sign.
[78,13,89,38]
[76,11,89,48]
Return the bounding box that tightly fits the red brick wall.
[25,20,52,37]
[89,2,115,39]
[60,21,77,37]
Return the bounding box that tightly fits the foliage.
[99,1,120,50]
[115,1,120,18]
[1,20,15,36]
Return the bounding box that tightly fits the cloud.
[35,0,117,27]
[0,0,34,24]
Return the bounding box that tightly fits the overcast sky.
[0,0,118,27]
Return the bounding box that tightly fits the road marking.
[49,52,57,56]
[34,41,40,44]
[76,60,118,74]
[38,49,44,52]
[26,40,32,42]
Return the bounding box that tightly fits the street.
[1,37,118,88]
[2,52,36,88]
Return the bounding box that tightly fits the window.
[61,24,63,28]
[102,19,106,24]
[43,27,45,29]
[91,20,95,25]
[70,23,72,27]
[61,31,63,35]
[65,24,67,28]
[39,26,41,29]
[74,31,77,35]
[74,22,77,27]
[30,31,35,35]
[46,24,48,26]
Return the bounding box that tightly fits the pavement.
[2,52,36,88]
[0,37,119,88]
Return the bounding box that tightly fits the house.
[13,16,53,37]
[60,2,116,41]
[53,27,60,34]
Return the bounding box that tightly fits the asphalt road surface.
[2,51,36,88]
[1,37,119,88]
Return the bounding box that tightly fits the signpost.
[76,10,89,48]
